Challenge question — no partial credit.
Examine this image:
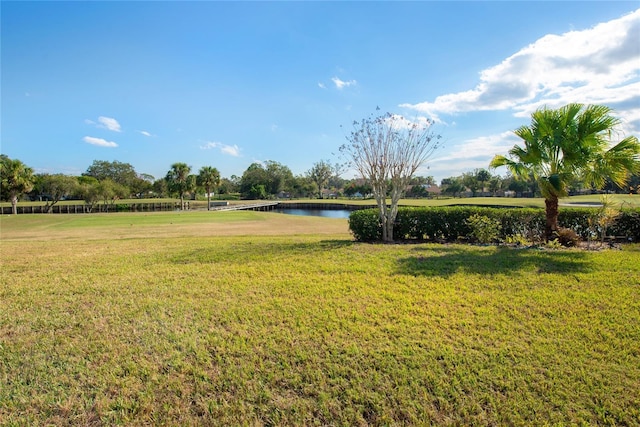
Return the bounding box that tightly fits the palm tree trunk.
[545,195,559,241]
[11,195,18,215]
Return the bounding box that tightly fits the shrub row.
[349,206,640,242]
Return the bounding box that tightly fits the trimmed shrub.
[609,209,640,242]
[559,208,640,242]
[402,206,545,242]
[466,214,502,243]
[500,208,545,243]
[348,209,381,242]
[558,209,594,240]
[349,205,640,243]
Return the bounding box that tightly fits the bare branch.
[340,111,442,241]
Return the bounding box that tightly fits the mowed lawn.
[1,211,639,426]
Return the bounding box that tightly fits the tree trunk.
[11,195,18,215]
[545,196,559,241]
[206,188,211,211]
[384,209,394,242]
[385,181,408,243]
[380,202,390,242]
[375,194,392,242]
[386,211,397,242]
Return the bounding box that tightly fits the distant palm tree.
[0,155,35,214]
[197,166,221,210]
[166,162,193,210]
[490,103,640,241]
[476,169,491,195]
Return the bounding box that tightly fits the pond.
[274,208,352,219]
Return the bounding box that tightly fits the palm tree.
[0,155,35,214]
[476,168,491,195]
[197,166,221,210]
[166,162,193,210]
[490,103,640,241]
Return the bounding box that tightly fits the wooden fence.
[1,202,181,215]
[2,201,375,215]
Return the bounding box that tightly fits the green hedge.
[349,206,640,243]
[348,209,382,242]
[557,208,640,241]
[610,209,640,241]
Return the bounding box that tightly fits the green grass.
[282,194,640,208]
[0,210,261,231]
[398,194,639,208]
[5,194,639,210]
[0,211,349,242]
[1,213,639,425]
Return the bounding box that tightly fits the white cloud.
[220,145,241,157]
[86,116,122,132]
[318,82,326,89]
[434,131,519,163]
[98,116,121,132]
[138,130,152,137]
[423,131,522,181]
[385,114,437,130]
[401,8,640,129]
[332,76,357,90]
[200,141,241,157]
[83,136,118,148]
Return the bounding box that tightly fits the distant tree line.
[3,102,639,220]
[438,168,640,199]
[3,154,639,215]
[0,157,367,212]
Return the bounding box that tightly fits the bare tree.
[341,111,441,242]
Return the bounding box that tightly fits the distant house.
[406,184,441,198]
[320,189,338,199]
[424,185,441,196]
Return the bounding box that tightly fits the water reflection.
[274,208,352,219]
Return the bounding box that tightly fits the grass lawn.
[1,212,639,425]
[4,194,639,211]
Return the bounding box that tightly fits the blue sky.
[2,1,639,184]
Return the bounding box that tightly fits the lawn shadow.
[396,245,591,278]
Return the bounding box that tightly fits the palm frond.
[494,103,639,198]
[582,136,640,189]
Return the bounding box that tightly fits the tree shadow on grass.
[396,245,592,278]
